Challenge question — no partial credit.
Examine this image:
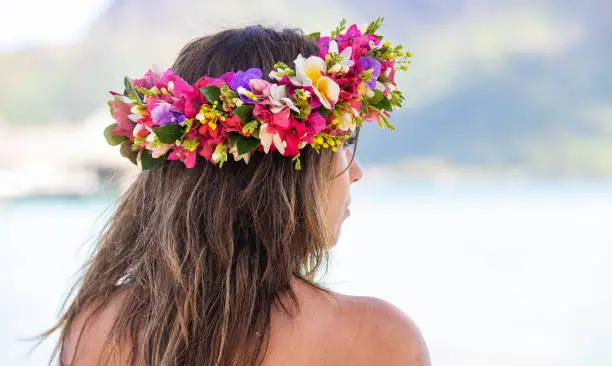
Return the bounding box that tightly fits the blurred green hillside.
[1,0,611,177]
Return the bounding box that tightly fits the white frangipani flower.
[259,123,286,154]
[292,54,340,109]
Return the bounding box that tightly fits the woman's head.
[49,25,363,366]
[170,24,363,243]
[172,25,363,245]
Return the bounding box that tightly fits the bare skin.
[62,148,431,365]
[62,279,430,365]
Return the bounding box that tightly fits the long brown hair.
[42,26,339,365]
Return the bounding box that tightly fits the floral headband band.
[104,18,411,170]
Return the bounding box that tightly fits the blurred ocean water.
[1,180,611,366]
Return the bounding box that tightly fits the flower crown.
[104,18,411,170]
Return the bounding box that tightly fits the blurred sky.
[0,0,113,51]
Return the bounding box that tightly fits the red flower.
[198,138,215,162]
[334,73,362,101]
[282,118,308,157]
[224,114,244,134]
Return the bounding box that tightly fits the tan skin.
[62,146,431,365]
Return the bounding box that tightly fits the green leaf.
[200,86,221,104]
[140,150,165,170]
[377,97,393,112]
[384,117,396,131]
[362,103,369,114]
[369,89,385,105]
[124,77,143,103]
[237,136,260,155]
[292,155,302,170]
[228,133,240,148]
[365,17,384,35]
[119,140,138,165]
[331,18,348,38]
[154,124,184,144]
[107,100,115,117]
[308,32,321,41]
[251,127,260,139]
[295,111,309,119]
[104,123,128,146]
[234,105,255,124]
[319,108,332,117]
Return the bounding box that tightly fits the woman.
[45,19,430,365]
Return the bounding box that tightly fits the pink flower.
[278,76,321,109]
[253,104,273,124]
[363,106,383,122]
[249,79,272,99]
[254,97,292,131]
[173,97,200,119]
[317,36,331,58]
[219,71,236,85]
[133,68,161,89]
[272,107,292,130]
[168,146,197,168]
[304,111,326,136]
[110,98,136,138]
[158,68,196,100]
[336,24,362,43]
[380,60,396,81]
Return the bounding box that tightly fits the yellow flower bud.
[323,143,330,148]
[383,41,392,48]
[401,65,409,71]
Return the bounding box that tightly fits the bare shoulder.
[61,287,134,365]
[333,294,431,366]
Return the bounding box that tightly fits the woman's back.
[62,279,429,365]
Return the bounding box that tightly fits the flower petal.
[316,76,340,105]
[259,123,273,153]
[328,40,339,54]
[304,57,326,83]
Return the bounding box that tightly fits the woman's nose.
[349,157,363,183]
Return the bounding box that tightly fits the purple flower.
[230,68,263,104]
[358,56,382,89]
[151,102,186,126]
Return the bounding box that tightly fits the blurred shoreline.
[1,112,610,200]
